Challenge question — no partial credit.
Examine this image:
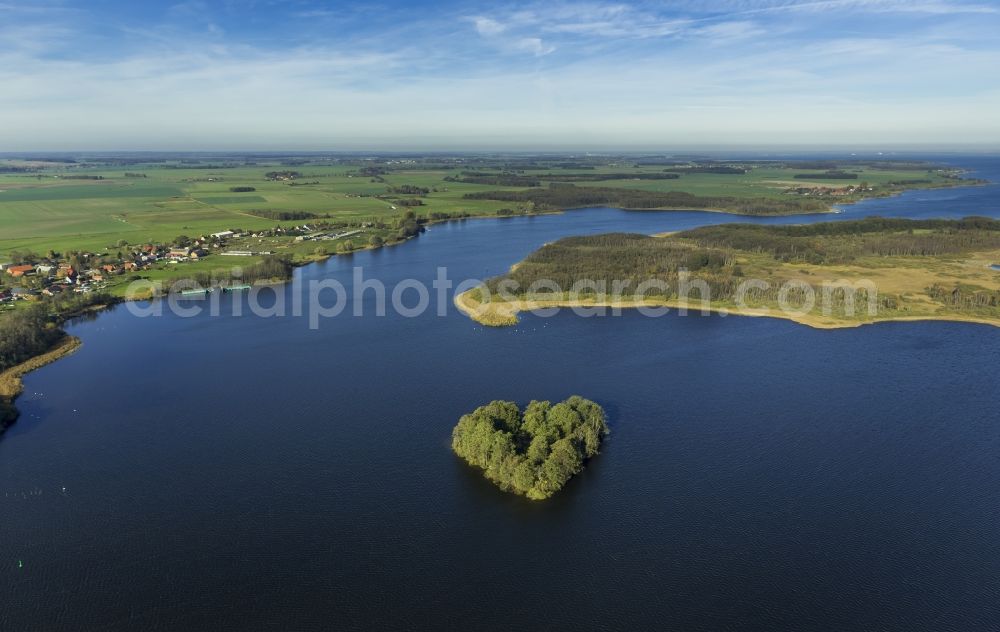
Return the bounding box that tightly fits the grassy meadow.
[1,156,970,258]
[0,162,510,255]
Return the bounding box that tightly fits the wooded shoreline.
[1,334,81,427]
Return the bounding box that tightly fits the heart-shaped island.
[452,396,609,500]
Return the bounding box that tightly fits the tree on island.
[451,396,608,500]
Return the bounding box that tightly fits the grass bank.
[455,288,1000,330]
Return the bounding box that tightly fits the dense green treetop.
[452,396,609,500]
[0,305,65,373]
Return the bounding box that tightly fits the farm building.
[6,265,35,278]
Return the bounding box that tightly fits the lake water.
[2,156,1000,631]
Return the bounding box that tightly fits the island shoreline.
[454,289,1000,331]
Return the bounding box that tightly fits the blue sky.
[2,0,999,150]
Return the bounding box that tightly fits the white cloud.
[470,14,555,57]
[514,37,556,56]
[0,0,998,148]
[472,17,506,36]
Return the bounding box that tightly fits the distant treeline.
[682,215,1000,237]
[60,175,105,180]
[674,216,1000,264]
[489,162,599,170]
[783,160,943,172]
[464,184,828,215]
[782,161,841,170]
[449,172,682,186]
[11,156,78,164]
[543,172,681,182]
[388,185,430,195]
[663,166,747,174]
[862,161,945,171]
[635,159,692,166]
[246,210,323,220]
[229,186,257,192]
[794,171,858,180]
[164,164,239,169]
[446,173,542,187]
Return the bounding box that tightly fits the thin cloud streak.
[0,0,998,149]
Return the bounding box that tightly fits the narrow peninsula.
[456,217,1000,329]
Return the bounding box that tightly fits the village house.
[6,264,35,278]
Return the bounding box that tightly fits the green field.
[0,155,972,258]
[0,164,506,254]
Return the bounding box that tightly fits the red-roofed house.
[6,265,34,278]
